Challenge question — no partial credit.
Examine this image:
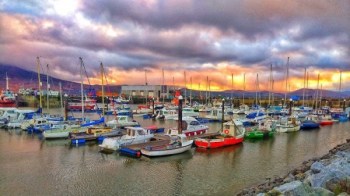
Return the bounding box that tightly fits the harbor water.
[1,108,350,195]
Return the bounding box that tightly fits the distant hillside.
[0,64,121,95]
[0,65,349,98]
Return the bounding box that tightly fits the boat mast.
[320,84,323,107]
[190,77,192,106]
[209,80,211,105]
[268,64,272,106]
[272,79,275,105]
[339,71,342,107]
[255,73,259,106]
[184,71,187,105]
[36,57,43,111]
[284,57,290,107]
[302,67,306,106]
[79,57,85,121]
[59,82,63,116]
[306,71,309,106]
[231,73,233,108]
[242,73,245,105]
[315,73,320,111]
[5,72,9,91]
[46,64,50,113]
[206,76,208,106]
[101,62,105,121]
[162,68,165,104]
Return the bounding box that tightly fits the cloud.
[0,0,349,91]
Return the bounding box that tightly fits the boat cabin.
[222,121,245,137]
[124,127,151,137]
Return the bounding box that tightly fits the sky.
[0,0,349,92]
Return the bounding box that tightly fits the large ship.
[68,97,97,111]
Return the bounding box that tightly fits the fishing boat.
[156,108,178,120]
[300,115,320,130]
[106,115,139,128]
[194,120,245,149]
[276,116,301,133]
[0,74,16,107]
[68,97,97,111]
[99,126,155,152]
[319,114,333,126]
[140,129,193,157]
[174,116,208,136]
[204,107,232,121]
[245,120,275,139]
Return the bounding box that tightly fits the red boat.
[68,97,97,111]
[0,90,16,107]
[319,115,334,126]
[194,120,245,149]
[319,120,333,126]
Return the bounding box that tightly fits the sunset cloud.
[0,0,349,92]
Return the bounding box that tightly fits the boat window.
[182,121,188,130]
[190,121,199,126]
[137,129,145,135]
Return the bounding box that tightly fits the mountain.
[0,64,121,95]
[0,65,349,98]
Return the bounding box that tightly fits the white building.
[121,85,178,99]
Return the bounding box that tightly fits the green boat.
[244,118,277,139]
[245,130,274,139]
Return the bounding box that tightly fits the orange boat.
[194,120,245,149]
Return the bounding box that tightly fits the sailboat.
[140,96,194,157]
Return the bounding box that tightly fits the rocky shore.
[237,139,350,195]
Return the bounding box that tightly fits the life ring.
[224,129,229,134]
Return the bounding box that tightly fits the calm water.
[1,108,350,195]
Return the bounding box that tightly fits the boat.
[245,120,276,139]
[319,114,333,126]
[69,127,123,145]
[0,74,16,107]
[106,115,139,128]
[300,115,320,130]
[276,116,301,133]
[204,107,232,121]
[99,126,155,152]
[194,120,245,149]
[174,116,208,136]
[156,108,178,120]
[6,109,40,129]
[68,97,97,111]
[140,129,193,157]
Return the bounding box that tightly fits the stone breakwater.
[237,139,350,195]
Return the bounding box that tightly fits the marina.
[1,107,350,195]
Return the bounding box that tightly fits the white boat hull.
[276,125,300,133]
[141,143,192,157]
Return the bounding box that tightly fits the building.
[121,85,179,99]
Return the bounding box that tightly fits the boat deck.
[186,132,221,140]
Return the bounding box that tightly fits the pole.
[221,98,225,130]
[190,77,192,106]
[184,71,187,105]
[243,73,245,105]
[79,57,85,121]
[315,73,320,110]
[178,95,183,134]
[36,57,42,110]
[101,62,105,120]
[46,64,50,113]
[59,82,63,116]
[339,71,342,107]
[5,72,9,90]
[302,67,306,106]
[284,57,290,107]
[162,68,165,104]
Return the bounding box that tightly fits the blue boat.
[300,120,320,130]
